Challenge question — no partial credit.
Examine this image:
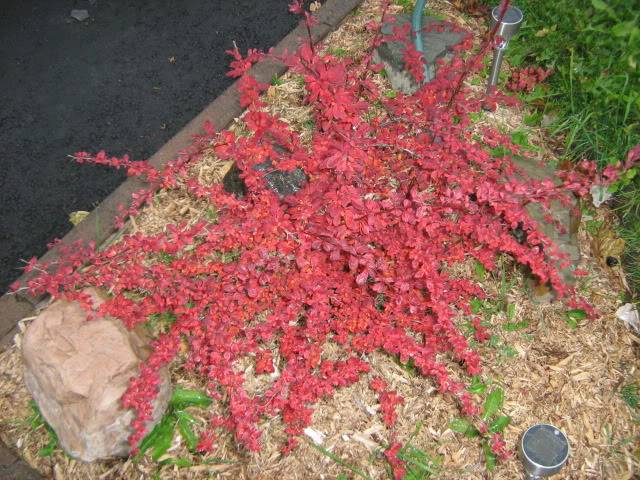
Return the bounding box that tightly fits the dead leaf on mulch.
[449,0,490,18]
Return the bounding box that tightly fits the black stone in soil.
[0,0,300,294]
[223,164,248,198]
[606,256,619,267]
[223,159,307,198]
[511,222,528,244]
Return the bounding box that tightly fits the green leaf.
[566,309,587,320]
[159,457,194,467]
[489,145,512,158]
[482,442,497,471]
[499,345,518,358]
[205,207,219,222]
[28,401,45,430]
[469,112,484,123]
[398,445,440,478]
[270,74,283,86]
[448,418,470,432]
[510,130,529,148]
[474,260,486,280]
[175,409,197,424]
[523,84,547,102]
[524,112,542,126]
[467,376,488,394]
[138,423,162,456]
[170,388,212,409]
[488,415,511,433]
[585,219,604,235]
[590,0,608,10]
[138,414,177,460]
[448,418,480,438]
[328,47,348,58]
[506,303,516,320]
[38,424,59,457]
[470,297,484,314]
[502,320,529,331]
[28,402,59,457]
[38,439,57,457]
[565,309,586,329]
[393,356,417,376]
[176,411,198,451]
[150,417,177,461]
[482,388,504,421]
[201,457,237,465]
[611,21,637,38]
[158,251,176,265]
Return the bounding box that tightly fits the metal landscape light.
[519,424,570,479]
[486,5,524,94]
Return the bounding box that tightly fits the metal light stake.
[486,5,524,94]
[519,424,570,479]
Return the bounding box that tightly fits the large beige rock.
[22,289,171,462]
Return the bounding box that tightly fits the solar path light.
[486,5,524,93]
[519,424,570,479]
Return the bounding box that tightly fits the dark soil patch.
[0,0,299,293]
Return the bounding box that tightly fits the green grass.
[505,0,639,165]
[396,423,442,479]
[327,47,350,58]
[27,401,60,457]
[494,0,640,296]
[394,0,445,18]
[394,0,415,13]
[621,383,639,411]
[308,421,441,479]
[308,441,373,480]
[615,183,640,294]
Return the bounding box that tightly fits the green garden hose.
[411,0,432,82]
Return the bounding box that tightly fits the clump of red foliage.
[506,65,553,93]
[16,0,596,472]
[370,377,403,428]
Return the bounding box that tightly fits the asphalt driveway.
[0,0,299,292]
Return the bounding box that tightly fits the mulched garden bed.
[1,1,638,479]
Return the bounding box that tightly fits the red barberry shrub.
[17,0,596,465]
[490,433,509,460]
[506,65,553,93]
[385,441,406,480]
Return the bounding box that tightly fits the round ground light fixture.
[486,5,524,95]
[491,5,524,47]
[520,424,570,479]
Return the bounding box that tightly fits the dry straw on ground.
[1,1,638,479]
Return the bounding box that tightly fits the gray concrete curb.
[0,439,41,480]
[0,0,363,475]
